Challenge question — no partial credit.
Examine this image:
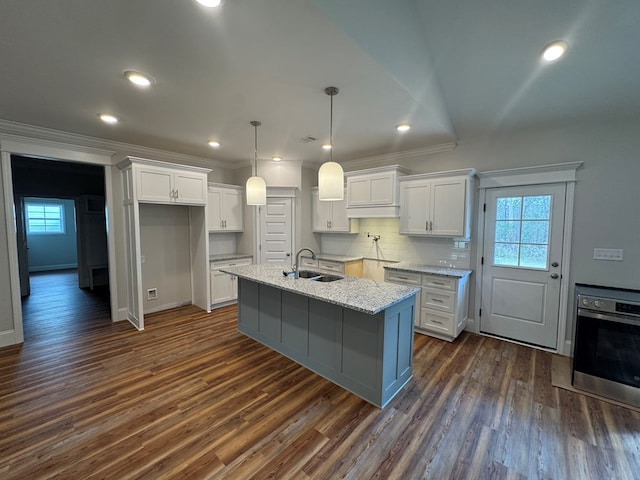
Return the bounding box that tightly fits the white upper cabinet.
[312,188,359,233]
[122,158,208,205]
[345,165,411,218]
[399,169,476,238]
[208,184,243,232]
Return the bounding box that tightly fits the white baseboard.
[29,263,77,272]
[115,308,129,321]
[0,329,23,348]
[563,340,572,357]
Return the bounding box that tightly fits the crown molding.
[0,118,229,170]
[339,142,457,171]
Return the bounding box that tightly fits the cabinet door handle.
[429,221,433,231]
[425,220,428,231]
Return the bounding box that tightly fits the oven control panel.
[578,295,616,313]
[578,294,640,317]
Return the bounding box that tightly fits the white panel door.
[259,197,293,265]
[480,183,566,348]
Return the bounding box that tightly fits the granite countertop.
[209,253,253,262]
[384,262,472,278]
[300,253,364,263]
[221,265,419,315]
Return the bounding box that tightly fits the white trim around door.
[0,135,117,347]
[474,162,582,355]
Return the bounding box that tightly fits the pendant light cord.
[250,120,261,176]
[329,92,333,163]
[324,86,338,163]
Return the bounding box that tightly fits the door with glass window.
[481,184,566,348]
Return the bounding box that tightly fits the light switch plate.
[593,248,624,261]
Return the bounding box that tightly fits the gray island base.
[225,266,418,408]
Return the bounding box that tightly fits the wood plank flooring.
[1,271,639,479]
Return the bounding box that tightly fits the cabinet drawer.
[422,274,456,291]
[384,270,422,286]
[422,287,455,313]
[210,258,251,271]
[420,308,454,334]
[318,259,343,273]
[300,257,319,268]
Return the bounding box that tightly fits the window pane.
[44,205,61,215]
[495,221,521,243]
[30,225,46,233]
[520,245,548,269]
[494,243,519,266]
[46,221,63,232]
[521,221,549,244]
[496,197,522,220]
[26,202,65,234]
[523,195,551,220]
[27,205,44,216]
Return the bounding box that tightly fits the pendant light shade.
[246,120,266,206]
[318,86,344,201]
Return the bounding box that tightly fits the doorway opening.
[11,155,112,339]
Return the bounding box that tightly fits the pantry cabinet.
[399,169,475,238]
[208,184,243,232]
[311,188,358,233]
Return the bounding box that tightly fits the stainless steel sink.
[297,270,342,282]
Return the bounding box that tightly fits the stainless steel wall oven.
[573,284,640,408]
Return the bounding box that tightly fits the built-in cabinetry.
[399,169,476,238]
[117,157,211,330]
[210,257,252,307]
[311,188,358,233]
[300,255,363,277]
[207,183,243,232]
[136,163,208,205]
[384,267,470,341]
[344,165,411,218]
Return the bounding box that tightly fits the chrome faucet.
[294,248,316,279]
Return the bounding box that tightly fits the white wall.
[333,118,640,346]
[139,204,192,314]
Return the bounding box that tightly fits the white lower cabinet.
[210,258,252,307]
[385,269,470,341]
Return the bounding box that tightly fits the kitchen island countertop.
[222,264,418,315]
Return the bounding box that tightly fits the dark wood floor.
[1,271,639,479]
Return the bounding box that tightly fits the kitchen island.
[221,265,419,408]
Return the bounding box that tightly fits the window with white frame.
[25,202,66,234]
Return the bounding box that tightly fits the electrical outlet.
[593,248,624,261]
[147,288,158,300]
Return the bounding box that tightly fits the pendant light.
[318,86,344,201]
[246,120,266,205]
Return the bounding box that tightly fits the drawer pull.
[432,281,445,285]
[397,276,408,280]
[432,298,444,303]
[432,319,443,325]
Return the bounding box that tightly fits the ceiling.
[1,0,638,167]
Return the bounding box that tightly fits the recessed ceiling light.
[396,124,411,132]
[208,141,221,148]
[541,41,567,62]
[124,71,153,87]
[195,0,225,7]
[322,144,332,151]
[272,156,282,162]
[98,114,119,125]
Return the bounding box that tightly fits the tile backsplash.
[320,218,471,268]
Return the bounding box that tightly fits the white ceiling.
[1,0,638,167]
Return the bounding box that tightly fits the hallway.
[21,269,111,343]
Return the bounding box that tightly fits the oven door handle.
[578,308,640,327]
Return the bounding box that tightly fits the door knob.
[550,273,559,279]
[286,253,290,257]
[551,261,559,267]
